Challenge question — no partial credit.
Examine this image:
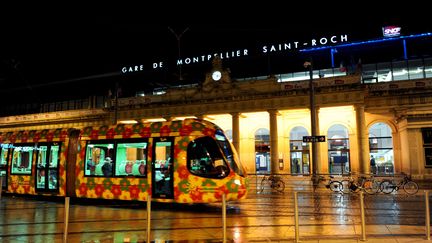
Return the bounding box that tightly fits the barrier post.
[360,191,366,241]
[0,175,3,201]
[294,191,300,243]
[425,191,430,240]
[147,195,151,243]
[222,193,227,243]
[63,197,70,243]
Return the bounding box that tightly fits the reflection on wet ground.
[0,177,431,242]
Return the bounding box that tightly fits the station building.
[1,27,432,180]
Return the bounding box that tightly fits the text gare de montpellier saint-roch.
[121,34,349,74]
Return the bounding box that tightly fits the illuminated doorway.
[327,124,350,174]
[369,122,394,175]
[290,126,310,175]
[255,128,270,174]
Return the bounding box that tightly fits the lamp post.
[168,26,190,80]
[304,60,319,179]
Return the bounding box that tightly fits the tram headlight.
[234,179,241,186]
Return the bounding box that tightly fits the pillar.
[231,112,240,153]
[355,104,369,174]
[269,109,279,174]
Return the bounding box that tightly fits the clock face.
[212,71,222,81]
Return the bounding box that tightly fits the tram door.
[35,143,61,192]
[151,137,174,199]
[0,145,9,190]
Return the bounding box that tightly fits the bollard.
[222,194,227,243]
[426,191,430,240]
[0,175,3,201]
[63,197,70,243]
[147,195,151,243]
[360,191,366,241]
[294,191,300,243]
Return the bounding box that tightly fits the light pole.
[168,26,190,80]
[304,60,319,180]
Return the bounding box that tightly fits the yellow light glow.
[118,120,138,124]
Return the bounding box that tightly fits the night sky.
[1,11,431,105]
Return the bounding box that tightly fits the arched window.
[255,128,270,173]
[289,126,310,174]
[327,124,350,174]
[369,122,394,174]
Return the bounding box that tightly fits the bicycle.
[341,175,380,195]
[259,174,285,193]
[379,173,419,195]
[320,175,343,193]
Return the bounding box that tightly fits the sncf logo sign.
[382,26,401,37]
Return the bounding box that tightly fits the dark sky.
[0,11,431,104]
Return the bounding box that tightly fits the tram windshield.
[214,129,246,177]
[187,130,246,178]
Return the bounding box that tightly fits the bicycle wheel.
[340,179,351,194]
[403,181,419,195]
[329,181,343,193]
[259,178,267,193]
[363,179,380,195]
[379,180,395,194]
[273,180,285,192]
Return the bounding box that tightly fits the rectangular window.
[84,139,148,177]
[115,141,147,176]
[422,128,432,167]
[84,141,115,177]
[11,144,35,175]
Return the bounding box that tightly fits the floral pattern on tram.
[0,129,69,196]
[76,119,248,203]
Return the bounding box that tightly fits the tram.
[0,118,248,203]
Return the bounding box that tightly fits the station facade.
[1,31,432,180]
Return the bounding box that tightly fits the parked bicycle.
[320,175,343,193]
[341,175,380,195]
[259,174,285,193]
[379,173,419,195]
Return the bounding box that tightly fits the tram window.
[11,144,35,175]
[1,145,9,165]
[215,129,245,177]
[84,142,115,177]
[115,141,147,176]
[187,136,229,178]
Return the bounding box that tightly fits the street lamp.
[168,26,190,80]
[304,60,319,181]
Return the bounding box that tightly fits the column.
[269,109,279,174]
[312,107,321,173]
[231,112,240,153]
[355,104,369,174]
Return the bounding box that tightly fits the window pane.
[116,141,147,176]
[11,145,34,174]
[85,142,114,177]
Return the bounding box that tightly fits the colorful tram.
[0,119,248,203]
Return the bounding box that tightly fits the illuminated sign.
[382,26,401,37]
[121,34,349,74]
[303,136,326,143]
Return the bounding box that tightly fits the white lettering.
[341,34,348,42]
[320,38,327,45]
[185,58,191,64]
[177,59,183,65]
[294,42,299,48]
[244,49,248,55]
[122,67,127,73]
[311,39,317,46]
[193,57,199,63]
[330,36,337,43]
[262,46,268,53]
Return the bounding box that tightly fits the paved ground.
[0,176,431,242]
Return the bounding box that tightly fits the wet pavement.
[0,176,431,242]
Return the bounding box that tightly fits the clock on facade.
[212,71,222,81]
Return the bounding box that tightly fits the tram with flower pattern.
[0,119,248,203]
